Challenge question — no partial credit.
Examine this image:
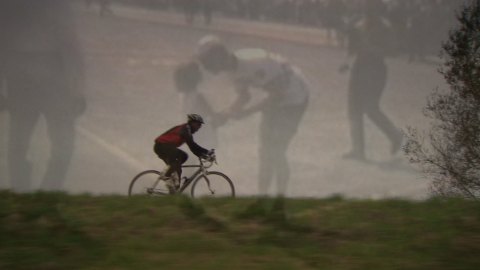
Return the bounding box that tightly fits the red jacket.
[155,123,208,157]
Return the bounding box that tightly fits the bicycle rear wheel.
[128,170,170,197]
[190,171,235,198]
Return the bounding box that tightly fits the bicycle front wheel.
[128,170,170,197]
[190,171,235,198]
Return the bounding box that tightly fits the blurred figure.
[201,0,214,25]
[340,0,402,161]
[174,61,221,148]
[181,0,214,26]
[388,0,410,55]
[182,0,200,25]
[85,0,113,16]
[407,0,429,62]
[196,35,309,198]
[0,0,85,192]
[322,0,348,47]
[99,0,113,17]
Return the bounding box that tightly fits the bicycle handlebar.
[199,149,216,168]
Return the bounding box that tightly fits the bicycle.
[128,151,235,198]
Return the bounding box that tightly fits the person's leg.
[344,57,368,159]
[41,112,76,191]
[272,104,307,196]
[8,108,40,192]
[154,143,187,191]
[345,86,366,159]
[154,143,178,176]
[5,59,43,192]
[258,110,275,196]
[363,59,403,155]
[171,149,188,179]
[366,104,403,154]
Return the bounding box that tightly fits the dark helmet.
[187,113,205,124]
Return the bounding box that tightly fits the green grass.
[1,191,479,270]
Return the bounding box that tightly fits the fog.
[0,0,467,199]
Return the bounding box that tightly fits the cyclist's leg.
[168,149,188,189]
[154,143,182,192]
[154,143,177,176]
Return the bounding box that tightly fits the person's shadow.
[0,0,86,192]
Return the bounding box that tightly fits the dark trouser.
[347,54,400,156]
[154,143,188,178]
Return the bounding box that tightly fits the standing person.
[195,35,309,198]
[0,0,85,192]
[154,114,212,193]
[340,0,403,161]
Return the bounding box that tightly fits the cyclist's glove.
[202,149,215,161]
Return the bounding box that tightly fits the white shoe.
[164,178,176,194]
[171,173,181,190]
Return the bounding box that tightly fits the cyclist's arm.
[181,126,209,157]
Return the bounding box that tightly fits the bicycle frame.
[175,157,214,194]
[129,152,235,197]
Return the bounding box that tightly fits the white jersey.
[229,48,309,106]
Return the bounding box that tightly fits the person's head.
[187,113,204,133]
[174,61,202,93]
[196,35,233,74]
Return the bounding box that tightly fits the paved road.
[0,6,446,198]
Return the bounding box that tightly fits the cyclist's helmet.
[187,113,205,124]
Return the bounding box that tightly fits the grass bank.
[1,191,479,269]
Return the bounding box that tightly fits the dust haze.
[0,0,466,199]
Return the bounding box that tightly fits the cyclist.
[154,114,211,192]
[195,35,309,197]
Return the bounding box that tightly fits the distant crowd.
[114,0,465,60]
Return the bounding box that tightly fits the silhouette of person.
[340,0,402,161]
[0,0,85,192]
[195,35,309,197]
